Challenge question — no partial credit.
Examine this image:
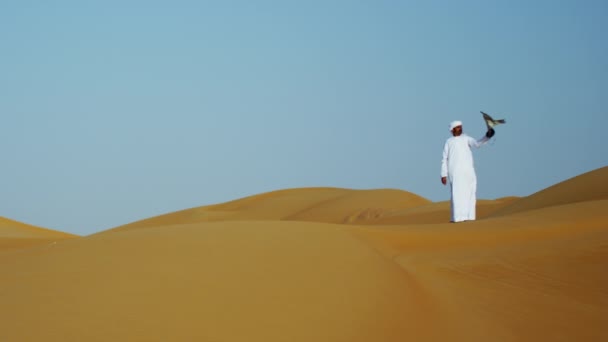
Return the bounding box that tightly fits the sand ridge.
[0,217,78,252]
[488,166,608,217]
[106,187,431,232]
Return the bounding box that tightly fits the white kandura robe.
[441,134,489,222]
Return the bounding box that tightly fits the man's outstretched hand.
[441,177,447,185]
[486,128,495,138]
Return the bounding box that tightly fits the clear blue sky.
[1,0,606,235]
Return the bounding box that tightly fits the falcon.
[480,111,506,129]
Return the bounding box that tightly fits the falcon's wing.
[481,111,494,122]
[481,111,493,129]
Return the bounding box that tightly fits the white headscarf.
[449,120,462,131]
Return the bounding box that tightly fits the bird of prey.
[481,111,506,129]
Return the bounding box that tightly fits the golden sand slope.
[109,187,430,232]
[0,217,77,251]
[0,167,607,341]
[356,199,608,341]
[0,221,444,342]
[489,166,608,217]
[355,197,519,225]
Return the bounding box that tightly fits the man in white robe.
[441,120,494,222]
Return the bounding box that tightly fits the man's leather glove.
[486,128,495,138]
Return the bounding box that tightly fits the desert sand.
[1,167,607,341]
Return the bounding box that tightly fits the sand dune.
[108,187,430,232]
[0,217,77,252]
[355,199,608,341]
[354,197,520,225]
[1,167,607,341]
[489,166,608,217]
[0,222,442,341]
